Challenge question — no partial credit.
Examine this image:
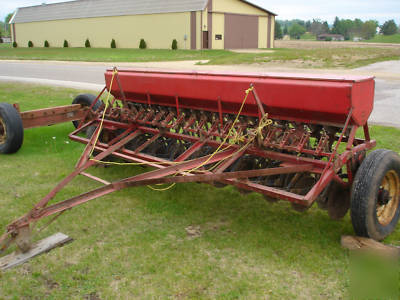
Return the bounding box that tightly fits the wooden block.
[0,233,73,271]
[341,235,400,257]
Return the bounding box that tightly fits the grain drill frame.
[1,68,399,261]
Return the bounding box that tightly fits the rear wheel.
[351,149,400,240]
[0,103,24,154]
[72,94,102,129]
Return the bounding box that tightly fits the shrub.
[0,38,3,44]
[63,40,68,48]
[139,38,147,49]
[44,40,49,47]
[12,42,17,48]
[85,38,91,48]
[325,37,332,42]
[28,40,33,48]
[171,39,178,50]
[111,39,116,48]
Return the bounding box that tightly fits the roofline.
[202,0,276,16]
[14,0,77,11]
[239,0,277,16]
[9,9,18,24]
[11,0,277,24]
[203,0,209,10]
[10,0,211,24]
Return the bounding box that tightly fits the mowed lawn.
[0,83,399,298]
[0,43,400,68]
[0,44,230,63]
[365,34,400,44]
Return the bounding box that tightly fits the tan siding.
[270,16,275,48]
[213,0,268,16]
[14,12,191,49]
[196,11,202,50]
[258,17,267,48]
[212,13,224,49]
[202,7,208,30]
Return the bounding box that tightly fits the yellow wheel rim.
[0,117,6,145]
[376,170,400,226]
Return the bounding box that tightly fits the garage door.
[224,14,258,49]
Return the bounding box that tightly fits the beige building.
[10,0,276,49]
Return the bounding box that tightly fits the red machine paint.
[105,69,375,126]
[2,67,399,262]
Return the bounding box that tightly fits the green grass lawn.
[0,43,11,49]
[0,45,399,69]
[0,83,399,298]
[0,47,231,63]
[366,34,400,44]
[300,33,317,41]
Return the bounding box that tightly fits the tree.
[292,19,305,28]
[322,21,330,34]
[171,39,178,50]
[351,18,363,37]
[110,39,116,48]
[332,17,340,34]
[275,21,283,39]
[310,19,329,36]
[305,20,312,32]
[331,18,353,40]
[361,20,378,40]
[381,20,398,35]
[5,13,13,24]
[283,25,288,35]
[85,38,91,48]
[289,23,306,39]
[4,13,14,36]
[139,39,147,49]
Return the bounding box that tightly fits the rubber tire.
[351,149,400,241]
[0,103,24,154]
[72,94,102,128]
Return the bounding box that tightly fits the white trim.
[9,9,18,24]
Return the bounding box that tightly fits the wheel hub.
[0,117,7,145]
[376,170,400,226]
[378,188,391,206]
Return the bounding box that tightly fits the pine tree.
[139,39,147,49]
[111,39,116,48]
[171,39,178,50]
[381,20,398,35]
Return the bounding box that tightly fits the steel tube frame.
[0,75,378,255]
[19,104,88,129]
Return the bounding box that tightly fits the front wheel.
[351,149,400,240]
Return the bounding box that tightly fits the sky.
[0,0,399,24]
